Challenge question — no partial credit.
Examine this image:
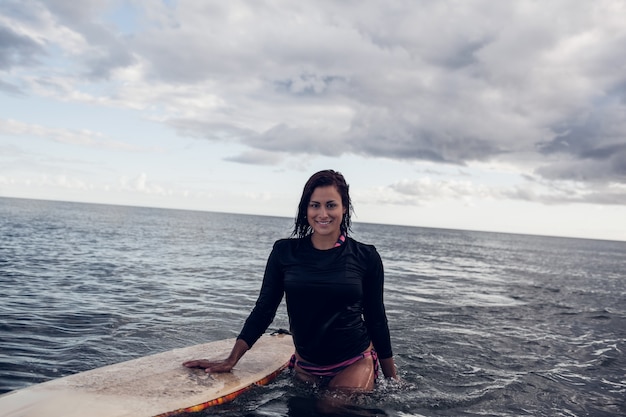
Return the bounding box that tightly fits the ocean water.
[0,197,624,416]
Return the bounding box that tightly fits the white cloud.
[0,118,156,152]
[1,0,625,240]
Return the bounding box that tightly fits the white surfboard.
[0,333,294,417]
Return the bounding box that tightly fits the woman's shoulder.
[272,236,309,250]
[346,236,380,255]
[346,237,383,272]
[346,236,376,248]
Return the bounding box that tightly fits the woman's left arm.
[362,245,398,379]
[379,357,398,379]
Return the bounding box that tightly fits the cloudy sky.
[1,0,625,241]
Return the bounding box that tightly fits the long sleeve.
[237,237,394,365]
[362,247,393,359]
[237,242,285,347]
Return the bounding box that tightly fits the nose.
[319,207,329,218]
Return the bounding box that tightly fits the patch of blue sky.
[101,1,140,35]
[66,78,125,101]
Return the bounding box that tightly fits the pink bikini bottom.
[288,350,379,379]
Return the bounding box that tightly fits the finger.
[204,365,226,373]
[183,360,205,368]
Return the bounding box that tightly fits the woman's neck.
[310,232,341,250]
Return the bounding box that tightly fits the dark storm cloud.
[47,1,137,80]
[537,98,626,182]
[223,150,284,166]
[81,44,136,80]
[3,0,626,207]
[1,0,135,80]
[344,110,508,164]
[248,124,344,157]
[0,22,44,70]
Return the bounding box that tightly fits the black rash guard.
[237,235,393,365]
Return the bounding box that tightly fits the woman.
[184,170,398,390]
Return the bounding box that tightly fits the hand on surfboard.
[182,358,234,373]
[183,338,251,373]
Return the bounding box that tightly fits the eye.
[326,203,337,209]
[309,202,320,209]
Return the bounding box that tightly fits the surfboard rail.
[154,364,287,417]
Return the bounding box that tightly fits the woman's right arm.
[182,338,250,373]
[183,241,286,372]
[236,241,285,347]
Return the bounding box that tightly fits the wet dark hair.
[292,170,353,238]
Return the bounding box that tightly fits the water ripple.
[1,198,625,416]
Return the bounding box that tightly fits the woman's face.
[307,185,346,238]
